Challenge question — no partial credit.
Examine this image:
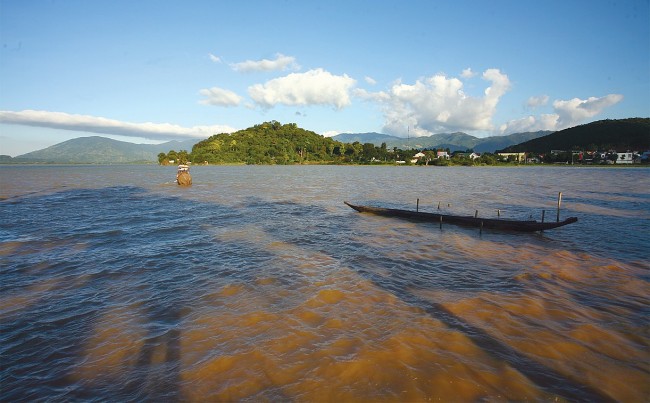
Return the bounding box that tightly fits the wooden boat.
[344,201,577,232]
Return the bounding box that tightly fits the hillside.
[190,121,342,164]
[331,130,551,152]
[475,131,553,152]
[13,136,197,164]
[500,118,650,153]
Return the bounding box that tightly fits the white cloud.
[460,68,476,79]
[364,76,377,85]
[231,53,300,73]
[500,93,624,134]
[0,110,235,140]
[553,94,623,127]
[526,95,549,108]
[377,68,511,136]
[498,114,559,133]
[248,68,356,109]
[208,53,221,63]
[198,87,243,107]
[352,87,390,102]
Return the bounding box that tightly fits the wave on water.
[1,166,649,401]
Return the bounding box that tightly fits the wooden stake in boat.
[557,192,563,222]
[417,198,419,212]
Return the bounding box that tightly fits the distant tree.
[176,150,190,164]
[362,142,377,162]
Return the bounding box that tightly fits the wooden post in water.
[438,201,441,210]
[497,209,501,218]
[439,215,443,229]
[475,210,479,218]
[556,192,563,222]
[541,210,546,233]
[480,221,483,234]
[416,198,419,212]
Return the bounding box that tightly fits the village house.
[411,151,426,164]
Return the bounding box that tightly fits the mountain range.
[331,131,553,152]
[2,118,646,164]
[3,130,548,164]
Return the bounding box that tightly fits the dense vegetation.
[160,121,413,165]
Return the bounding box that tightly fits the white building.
[411,151,426,164]
[616,152,634,164]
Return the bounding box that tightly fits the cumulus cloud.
[248,68,356,109]
[500,93,623,134]
[0,110,235,140]
[498,114,560,133]
[231,53,300,73]
[460,68,476,79]
[208,53,221,63]
[198,87,243,107]
[553,94,623,127]
[378,68,511,136]
[526,95,549,108]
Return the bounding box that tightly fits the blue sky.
[1,0,648,156]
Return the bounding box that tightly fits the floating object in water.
[176,164,192,186]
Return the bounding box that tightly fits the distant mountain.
[330,132,397,144]
[14,136,198,164]
[499,118,650,153]
[469,131,547,152]
[331,130,552,152]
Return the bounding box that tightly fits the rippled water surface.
[1,165,649,401]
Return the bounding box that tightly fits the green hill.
[500,118,650,153]
[190,121,346,164]
[14,136,197,164]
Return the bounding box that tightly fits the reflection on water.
[1,165,648,401]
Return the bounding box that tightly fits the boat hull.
[344,201,577,232]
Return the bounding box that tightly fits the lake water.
[1,165,648,401]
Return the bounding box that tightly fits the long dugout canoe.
[344,201,578,232]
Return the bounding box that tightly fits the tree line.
[158,121,515,166]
